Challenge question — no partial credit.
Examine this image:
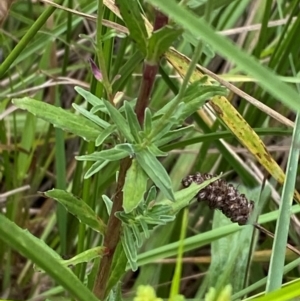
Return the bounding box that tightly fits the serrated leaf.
[72,103,110,129]
[147,25,183,61]
[95,125,116,146]
[135,148,175,201]
[84,160,109,179]
[45,189,106,234]
[116,0,148,55]
[124,101,142,143]
[13,98,101,141]
[103,100,134,142]
[123,159,148,213]
[76,148,128,161]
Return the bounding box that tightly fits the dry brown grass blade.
[0,0,14,26]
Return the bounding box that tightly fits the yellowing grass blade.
[165,48,300,203]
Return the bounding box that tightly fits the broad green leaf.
[72,103,110,129]
[135,148,175,201]
[124,101,142,143]
[0,214,99,301]
[116,0,148,55]
[13,98,101,141]
[123,159,148,213]
[76,148,128,161]
[45,189,106,234]
[84,160,109,179]
[103,100,134,142]
[147,25,183,62]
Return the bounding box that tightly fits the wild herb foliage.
[1,1,300,301]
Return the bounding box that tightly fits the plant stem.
[96,0,113,102]
[92,157,131,299]
[135,9,169,124]
[93,9,169,299]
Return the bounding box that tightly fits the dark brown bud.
[182,173,254,225]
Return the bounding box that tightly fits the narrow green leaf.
[106,243,128,296]
[62,247,106,268]
[103,100,134,142]
[75,86,104,107]
[102,195,113,215]
[135,148,175,201]
[156,125,194,147]
[143,108,153,135]
[147,26,183,61]
[131,223,143,247]
[160,176,222,214]
[116,0,148,55]
[76,148,128,161]
[115,143,136,156]
[145,186,157,207]
[0,214,99,301]
[148,144,168,157]
[124,101,142,143]
[72,103,110,129]
[45,189,107,234]
[84,160,109,179]
[95,125,116,146]
[13,98,101,141]
[123,159,148,213]
[121,225,138,271]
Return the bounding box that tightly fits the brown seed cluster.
[182,173,254,225]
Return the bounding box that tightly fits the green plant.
[1,1,300,301]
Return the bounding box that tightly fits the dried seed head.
[182,173,254,225]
